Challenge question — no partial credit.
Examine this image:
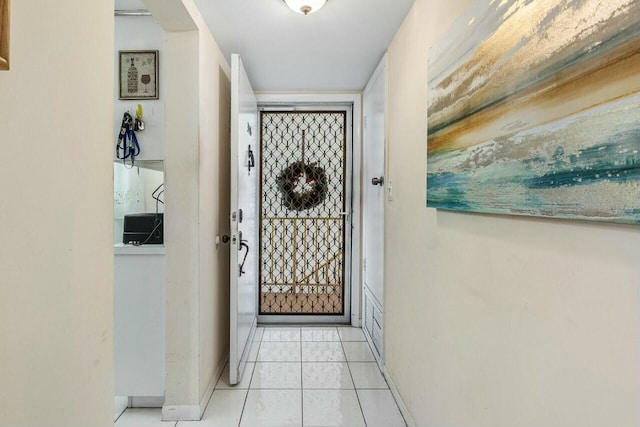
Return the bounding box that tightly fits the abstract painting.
[426,0,640,224]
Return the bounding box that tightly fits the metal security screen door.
[259,109,352,322]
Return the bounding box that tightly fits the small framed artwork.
[119,50,158,100]
[0,0,9,70]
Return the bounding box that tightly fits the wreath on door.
[276,130,328,211]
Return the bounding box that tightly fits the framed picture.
[119,50,158,100]
[426,0,640,225]
[0,0,9,70]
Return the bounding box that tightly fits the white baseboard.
[130,396,164,408]
[161,404,201,421]
[162,353,229,422]
[384,366,416,427]
[114,396,128,422]
[199,353,228,416]
[351,314,362,328]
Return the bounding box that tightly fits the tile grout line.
[197,356,233,421]
[349,358,391,390]
[244,326,370,426]
[223,387,302,390]
[339,335,368,427]
[237,334,263,427]
[113,407,127,424]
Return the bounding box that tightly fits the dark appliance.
[123,213,163,245]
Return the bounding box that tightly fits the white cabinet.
[363,286,384,368]
[114,245,165,398]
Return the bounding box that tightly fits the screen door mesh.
[260,111,347,314]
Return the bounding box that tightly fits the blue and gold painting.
[426,0,640,224]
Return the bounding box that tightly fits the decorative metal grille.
[260,111,347,314]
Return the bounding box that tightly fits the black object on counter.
[123,213,163,245]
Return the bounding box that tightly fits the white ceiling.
[116,0,415,91]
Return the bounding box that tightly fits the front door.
[258,107,352,323]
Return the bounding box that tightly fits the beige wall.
[164,28,201,411]
[0,1,114,427]
[157,0,231,418]
[384,1,640,426]
[196,13,232,404]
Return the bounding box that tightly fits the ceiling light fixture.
[284,0,327,15]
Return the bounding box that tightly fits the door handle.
[238,239,250,276]
[371,176,384,186]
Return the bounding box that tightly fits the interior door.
[229,54,259,385]
[362,56,386,363]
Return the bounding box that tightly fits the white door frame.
[255,93,362,326]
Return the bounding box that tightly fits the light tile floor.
[115,326,406,427]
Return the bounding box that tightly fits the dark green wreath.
[276,161,328,211]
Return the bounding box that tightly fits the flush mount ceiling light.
[284,0,327,15]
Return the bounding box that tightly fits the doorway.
[258,106,353,324]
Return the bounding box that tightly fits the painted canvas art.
[426,0,640,224]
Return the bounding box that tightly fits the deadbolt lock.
[371,176,384,186]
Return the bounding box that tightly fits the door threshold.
[257,315,351,325]
[257,322,352,327]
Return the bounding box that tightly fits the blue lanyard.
[117,113,141,167]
